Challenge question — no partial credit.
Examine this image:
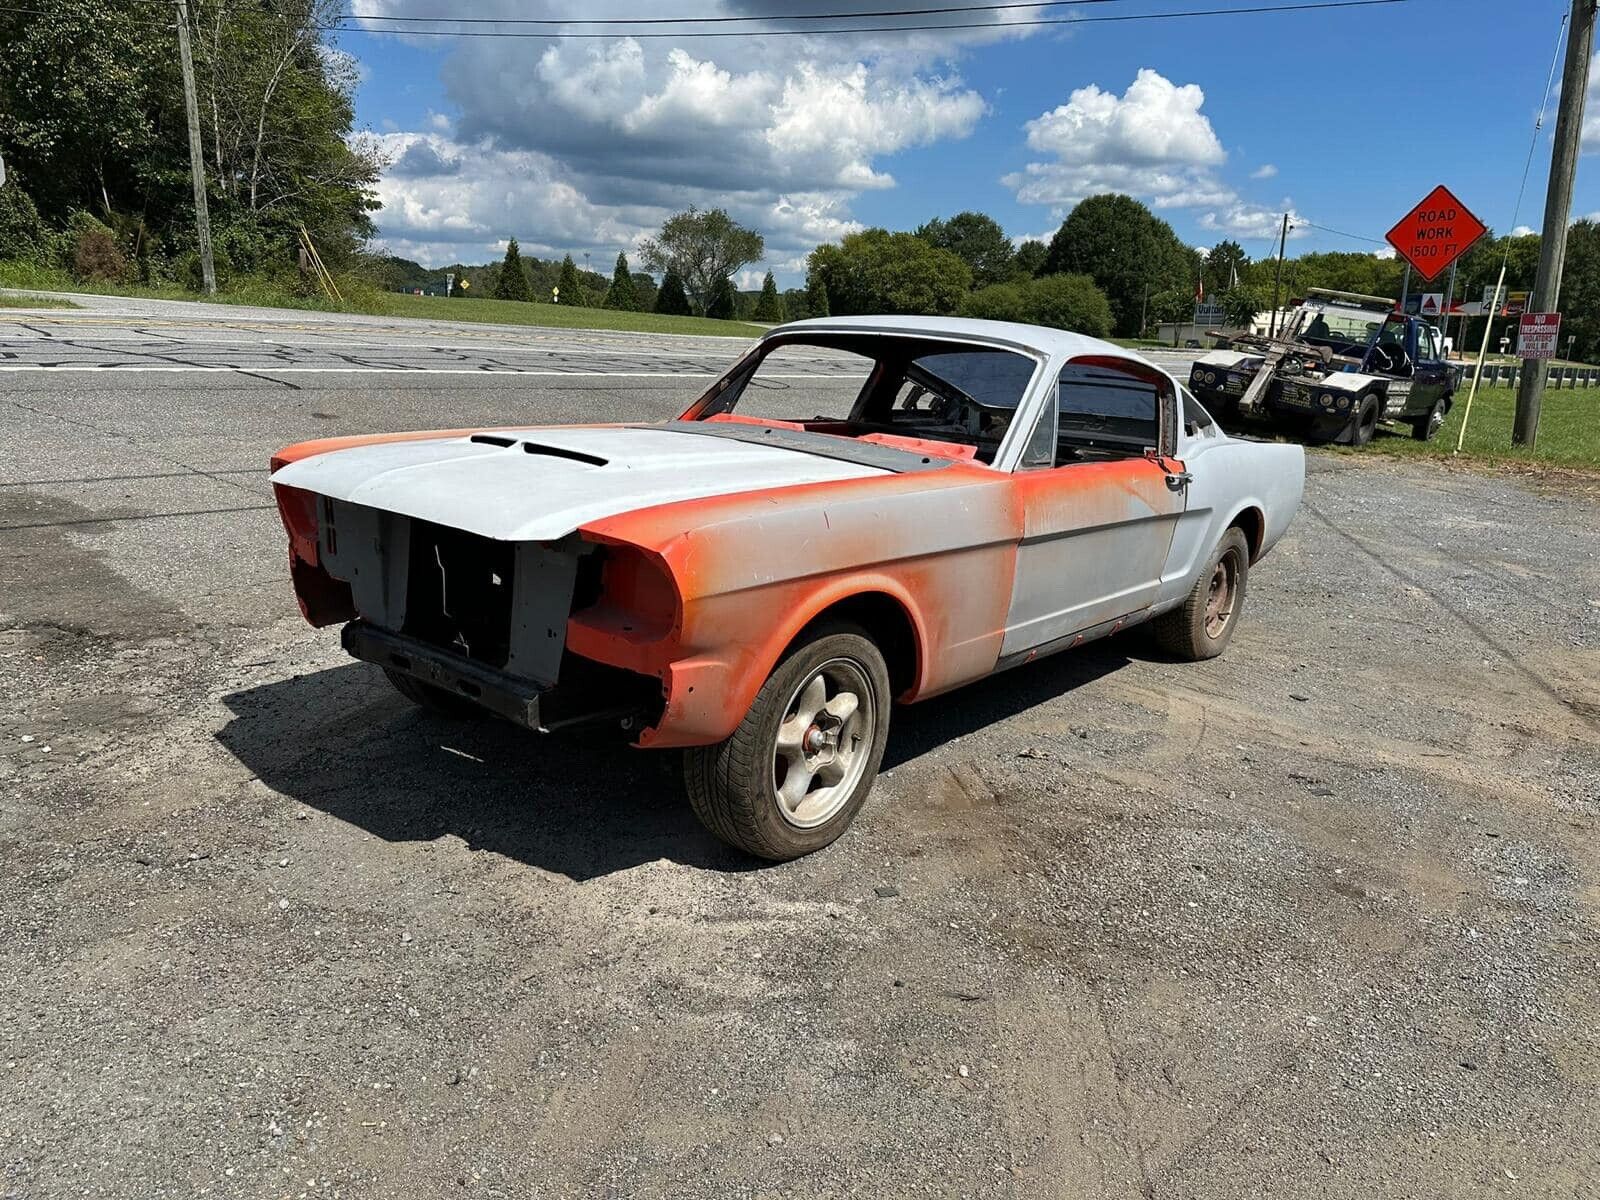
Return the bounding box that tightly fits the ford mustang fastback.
[270,316,1304,860]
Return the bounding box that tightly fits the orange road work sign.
[1385,186,1487,282]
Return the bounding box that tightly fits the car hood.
[269,425,891,542]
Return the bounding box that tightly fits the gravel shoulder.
[2,367,1598,1199]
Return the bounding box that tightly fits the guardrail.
[1455,363,1600,389]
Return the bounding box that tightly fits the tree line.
[0,0,381,290]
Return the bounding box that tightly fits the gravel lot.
[2,305,1598,1199]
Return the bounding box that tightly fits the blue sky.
[338,1,1592,283]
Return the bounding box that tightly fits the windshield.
[1299,304,1384,350]
[690,335,1040,464]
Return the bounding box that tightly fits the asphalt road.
[2,300,1598,1199]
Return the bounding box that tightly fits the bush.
[1026,273,1113,337]
[175,246,235,292]
[73,226,128,283]
[0,186,49,262]
[959,282,1027,323]
[958,273,1112,336]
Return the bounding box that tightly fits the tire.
[1411,395,1448,441]
[384,667,484,719]
[684,623,891,861]
[1349,393,1380,446]
[1152,528,1250,661]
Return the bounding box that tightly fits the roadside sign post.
[1517,312,1562,360]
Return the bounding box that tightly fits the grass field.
[0,262,763,338]
[1351,385,1600,468]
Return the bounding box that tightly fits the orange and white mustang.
[271,316,1303,859]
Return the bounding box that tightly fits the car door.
[1000,357,1188,659]
[1406,322,1450,416]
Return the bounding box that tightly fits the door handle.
[1165,471,1192,491]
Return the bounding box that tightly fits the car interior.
[692,334,1171,468]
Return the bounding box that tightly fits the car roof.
[772,314,1154,368]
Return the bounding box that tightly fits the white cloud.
[353,2,1016,277]
[1511,224,1536,237]
[1003,69,1232,214]
[1250,163,1278,179]
[1584,52,1600,152]
[1198,203,1308,241]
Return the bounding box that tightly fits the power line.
[322,0,1415,38]
[277,0,1136,26]
[1296,219,1387,246]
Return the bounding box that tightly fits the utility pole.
[1268,213,1291,338]
[1514,0,1597,446]
[174,0,216,295]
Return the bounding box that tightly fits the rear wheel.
[1152,528,1250,661]
[1412,395,1448,441]
[684,624,891,861]
[384,668,484,719]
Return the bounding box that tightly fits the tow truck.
[1188,289,1461,444]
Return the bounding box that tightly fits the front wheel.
[1152,528,1250,661]
[1348,393,1381,446]
[684,624,891,861]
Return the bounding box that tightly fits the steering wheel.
[1370,343,1407,374]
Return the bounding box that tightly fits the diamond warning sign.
[1385,185,1487,282]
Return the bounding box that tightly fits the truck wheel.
[1411,395,1448,441]
[1349,394,1381,446]
[1152,528,1250,661]
[684,623,891,861]
[384,668,484,719]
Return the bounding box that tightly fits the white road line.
[0,364,856,378]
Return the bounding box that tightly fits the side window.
[1053,362,1162,463]
[1417,326,1440,362]
[1181,387,1217,437]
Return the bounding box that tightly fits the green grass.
[0,260,764,337]
[1345,385,1600,469]
[0,292,77,308]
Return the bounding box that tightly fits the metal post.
[1399,263,1411,314]
[174,0,216,295]
[1515,0,1597,446]
[1442,259,1457,352]
[1268,212,1290,338]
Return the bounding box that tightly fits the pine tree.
[706,275,737,320]
[654,268,691,315]
[752,271,784,322]
[492,239,530,301]
[556,254,583,305]
[804,271,830,318]
[602,252,640,310]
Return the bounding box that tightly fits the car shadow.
[215,639,1141,881]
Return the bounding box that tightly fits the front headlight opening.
[1337,395,1351,410]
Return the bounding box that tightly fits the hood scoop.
[469,433,607,467]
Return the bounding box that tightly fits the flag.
[1195,274,1205,302]
[1229,260,1239,290]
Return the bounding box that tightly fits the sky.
[338,0,1600,286]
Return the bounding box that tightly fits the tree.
[1204,240,1250,294]
[630,271,658,313]
[1220,286,1266,330]
[1013,239,1049,279]
[705,275,737,320]
[807,230,972,317]
[655,268,691,315]
[752,271,784,321]
[805,271,830,318]
[959,282,1027,323]
[1042,194,1200,336]
[602,251,640,310]
[493,239,530,301]
[1557,219,1600,363]
[639,207,764,313]
[1148,288,1193,343]
[914,212,1016,289]
[557,254,583,304]
[0,181,47,262]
